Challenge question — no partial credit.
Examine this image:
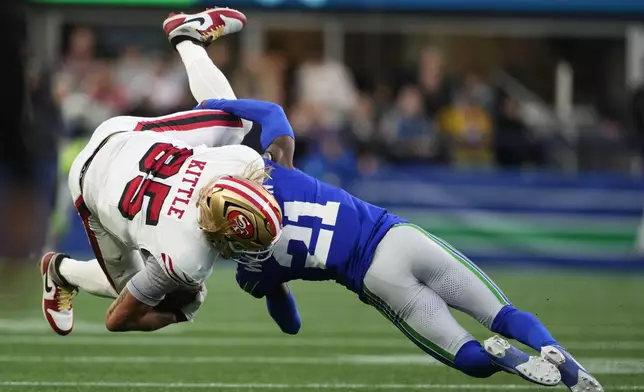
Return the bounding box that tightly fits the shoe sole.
[485,336,561,386]
[40,252,72,336]
[541,346,604,392]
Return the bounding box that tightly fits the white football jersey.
[81,130,264,285]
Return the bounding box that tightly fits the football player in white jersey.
[40,8,289,334]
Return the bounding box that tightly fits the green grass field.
[1,267,643,392]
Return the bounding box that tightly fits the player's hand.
[236,264,268,299]
[178,284,207,322]
[194,100,218,110]
[195,99,292,134]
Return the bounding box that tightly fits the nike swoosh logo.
[182,17,206,27]
[44,267,53,294]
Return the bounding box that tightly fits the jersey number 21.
[273,201,340,269]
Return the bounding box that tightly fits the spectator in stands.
[380,85,439,163]
[295,47,358,129]
[438,82,493,168]
[86,60,128,112]
[126,55,185,113]
[29,64,66,248]
[58,27,97,91]
[300,132,357,187]
[463,72,495,113]
[356,152,382,178]
[30,65,65,157]
[289,101,329,165]
[345,93,381,156]
[114,44,152,107]
[54,71,113,137]
[494,90,545,168]
[632,85,644,170]
[416,46,453,117]
[209,40,233,76]
[233,51,287,105]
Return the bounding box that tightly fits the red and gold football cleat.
[40,252,76,336]
[163,8,247,47]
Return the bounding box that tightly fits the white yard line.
[1,381,643,390]
[0,355,441,366]
[2,319,643,337]
[1,355,643,374]
[1,334,643,351]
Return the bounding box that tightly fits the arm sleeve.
[266,288,301,335]
[126,260,181,307]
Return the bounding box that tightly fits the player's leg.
[40,212,145,336]
[45,254,116,299]
[362,280,497,378]
[39,218,120,336]
[363,226,560,386]
[164,8,253,135]
[52,212,143,296]
[89,9,251,148]
[402,223,602,392]
[39,140,145,336]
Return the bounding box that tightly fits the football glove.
[178,284,207,322]
[236,264,270,299]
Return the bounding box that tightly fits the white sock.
[176,41,237,102]
[59,258,118,298]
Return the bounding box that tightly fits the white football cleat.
[484,335,561,387]
[541,345,604,392]
[40,252,76,336]
[163,8,247,47]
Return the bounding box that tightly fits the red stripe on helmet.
[216,182,281,237]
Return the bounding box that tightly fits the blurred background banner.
[58,167,644,267]
[29,0,644,13]
[348,169,644,267]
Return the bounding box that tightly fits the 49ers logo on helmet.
[228,210,255,239]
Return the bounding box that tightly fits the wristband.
[263,151,274,162]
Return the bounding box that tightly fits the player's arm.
[236,265,301,335]
[265,283,301,335]
[105,287,178,332]
[196,99,295,169]
[264,136,295,170]
[105,259,198,332]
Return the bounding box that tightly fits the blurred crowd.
[40,27,558,185]
[7,21,643,270]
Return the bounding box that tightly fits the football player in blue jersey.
[194,98,603,392]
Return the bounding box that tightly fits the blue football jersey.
[260,159,407,295]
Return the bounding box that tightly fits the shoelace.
[56,287,77,311]
[204,25,225,42]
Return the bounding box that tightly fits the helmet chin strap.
[233,257,263,272]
